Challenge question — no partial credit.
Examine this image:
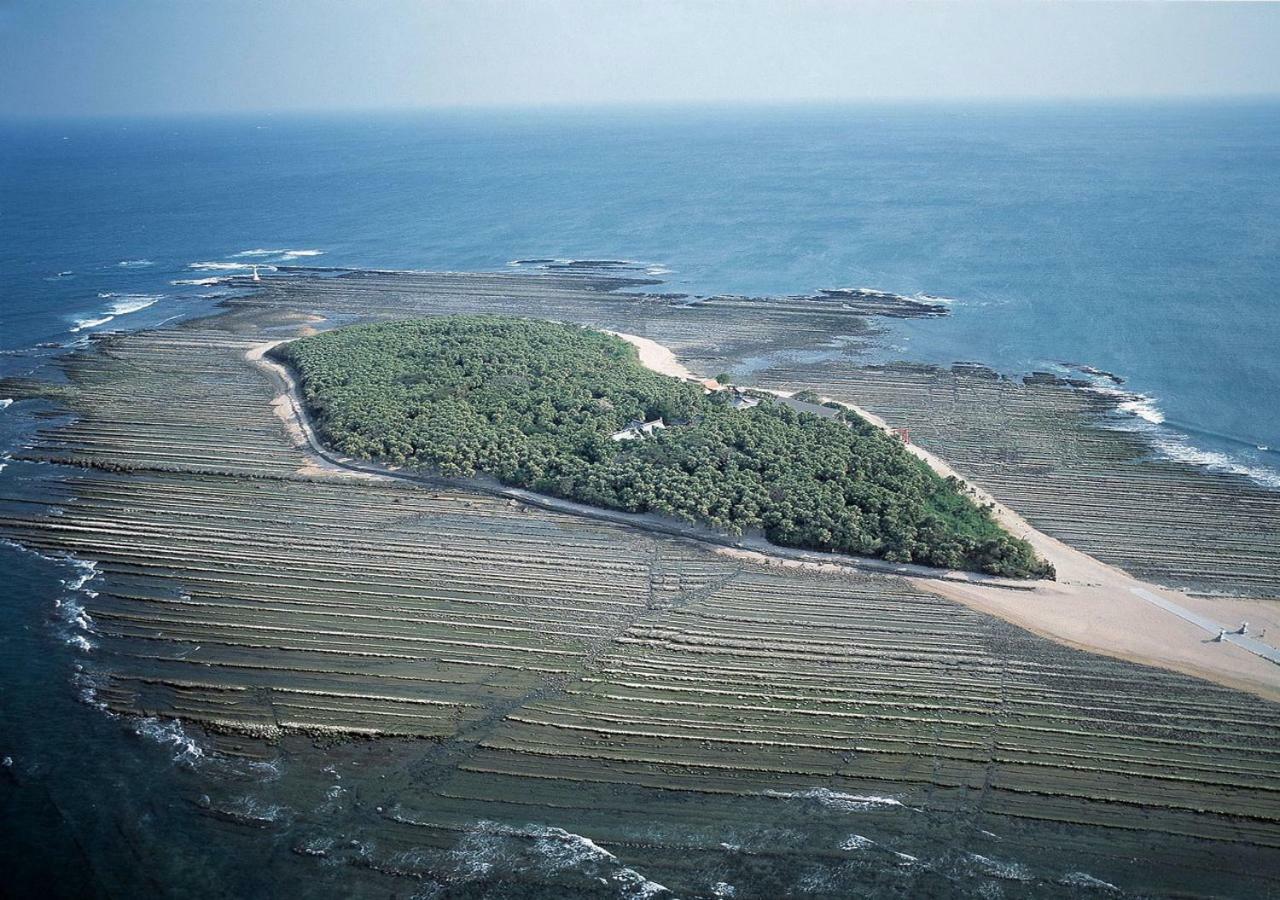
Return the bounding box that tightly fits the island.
[271,315,1054,578]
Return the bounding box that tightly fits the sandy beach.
[607,331,1280,700]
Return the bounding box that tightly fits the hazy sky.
[2,0,1279,117]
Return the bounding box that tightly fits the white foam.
[840,834,876,850]
[188,261,253,271]
[1117,396,1165,424]
[0,399,12,410]
[110,294,162,316]
[133,716,205,763]
[219,794,285,823]
[54,560,100,652]
[612,866,670,898]
[171,276,227,286]
[530,826,618,870]
[72,668,108,710]
[1146,432,1280,490]
[766,787,906,811]
[62,558,100,593]
[276,249,323,260]
[1085,384,1280,491]
[117,259,153,268]
[231,248,286,257]
[711,882,736,898]
[1057,871,1121,892]
[968,852,1034,882]
[70,315,115,332]
[54,596,95,631]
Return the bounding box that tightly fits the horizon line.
[5,93,1280,123]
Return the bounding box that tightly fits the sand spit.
[0,269,1277,896]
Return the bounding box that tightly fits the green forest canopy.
[274,316,1054,578]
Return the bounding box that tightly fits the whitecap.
[840,834,876,850]
[765,787,906,812]
[711,883,736,898]
[61,558,99,594]
[105,293,162,316]
[54,596,95,632]
[70,314,115,332]
[967,852,1034,882]
[1057,871,1121,892]
[231,248,286,257]
[117,259,153,268]
[530,826,618,870]
[133,716,205,763]
[54,561,99,651]
[188,261,254,271]
[0,399,12,410]
[1083,384,1280,490]
[276,249,323,260]
[72,668,108,710]
[1145,432,1280,490]
[1117,396,1165,424]
[611,866,670,898]
[171,277,227,286]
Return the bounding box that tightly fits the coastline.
[604,331,1280,700]
[4,268,1277,898]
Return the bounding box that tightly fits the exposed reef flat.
[753,360,1280,602]
[1,269,1278,897]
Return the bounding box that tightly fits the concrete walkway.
[1130,587,1280,664]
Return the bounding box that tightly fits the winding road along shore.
[248,332,1280,701]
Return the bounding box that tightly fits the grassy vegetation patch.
[275,316,1052,577]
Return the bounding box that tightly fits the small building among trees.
[611,418,667,441]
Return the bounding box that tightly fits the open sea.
[1,102,1278,896]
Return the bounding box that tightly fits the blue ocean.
[1,102,1278,894]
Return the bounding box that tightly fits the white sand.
[607,331,694,380]
[610,332,1280,700]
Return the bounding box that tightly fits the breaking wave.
[1116,395,1164,424]
[508,257,667,278]
[188,261,256,271]
[1072,369,1280,491]
[1144,431,1280,490]
[99,292,163,316]
[134,716,205,764]
[171,276,227,286]
[53,558,100,652]
[231,248,323,261]
[443,821,671,896]
[70,314,115,332]
[967,852,1034,882]
[117,259,153,268]
[765,787,906,812]
[1057,871,1121,892]
[840,833,876,850]
[0,398,12,410]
